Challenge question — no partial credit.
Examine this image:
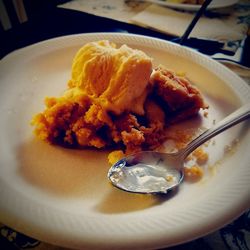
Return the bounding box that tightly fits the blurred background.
[0,0,70,31]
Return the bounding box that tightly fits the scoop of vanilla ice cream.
[67,40,152,115]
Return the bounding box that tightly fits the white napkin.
[131,4,247,41]
[58,0,150,23]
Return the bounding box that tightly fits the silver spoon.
[108,103,250,194]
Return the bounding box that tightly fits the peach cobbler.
[31,40,208,167]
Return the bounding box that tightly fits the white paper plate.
[0,33,249,250]
[144,0,239,11]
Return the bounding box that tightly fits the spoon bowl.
[108,103,250,194]
[108,151,184,194]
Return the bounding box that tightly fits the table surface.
[1,6,175,59]
[0,4,249,250]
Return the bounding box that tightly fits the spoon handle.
[180,103,250,160]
